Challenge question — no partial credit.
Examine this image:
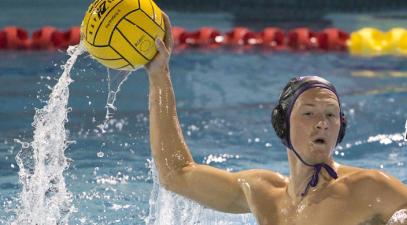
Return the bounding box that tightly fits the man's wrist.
[148,70,171,87]
[148,65,169,77]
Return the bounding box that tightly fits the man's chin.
[308,148,331,164]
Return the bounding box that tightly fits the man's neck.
[286,152,337,203]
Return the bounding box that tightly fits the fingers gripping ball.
[81,0,165,70]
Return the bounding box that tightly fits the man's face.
[289,87,341,164]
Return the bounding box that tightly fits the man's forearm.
[148,71,194,185]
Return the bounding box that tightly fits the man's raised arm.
[144,13,255,213]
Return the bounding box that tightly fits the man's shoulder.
[337,165,406,198]
[338,165,392,186]
[337,166,407,220]
[236,169,288,189]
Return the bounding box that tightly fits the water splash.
[97,69,132,134]
[145,160,256,225]
[12,44,85,225]
[387,209,407,225]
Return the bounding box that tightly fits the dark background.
[1,0,407,31]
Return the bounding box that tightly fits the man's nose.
[315,117,328,130]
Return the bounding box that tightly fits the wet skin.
[146,13,407,225]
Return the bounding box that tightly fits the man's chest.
[248,192,383,225]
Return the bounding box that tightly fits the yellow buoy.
[347,28,384,56]
[348,27,407,56]
[382,28,407,55]
[399,31,407,55]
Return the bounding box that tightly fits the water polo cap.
[271,76,347,196]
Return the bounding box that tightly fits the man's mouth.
[313,138,326,145]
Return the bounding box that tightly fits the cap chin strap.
[289,147,338,197]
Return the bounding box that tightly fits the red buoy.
[52,26,80,49]
[0,30,6,49]
[31,26,58,50]
[184,27,223,48]
[287,28,318,50]
[172,26,188,45]
[259,27,286,50]
[224,27,259,46]
[171,26,189,52]
[1,27,30,50]
[317,28,349,51]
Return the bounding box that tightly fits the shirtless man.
[144,13,407,225]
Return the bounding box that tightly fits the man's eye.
[303,112,313,116]
[327,113,336,117]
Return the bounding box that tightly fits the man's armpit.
[357,214,385,225]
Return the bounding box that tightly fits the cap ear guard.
[271,104,289,147]
[337,112,347,144]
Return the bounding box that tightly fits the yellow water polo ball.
[80,0,165,70]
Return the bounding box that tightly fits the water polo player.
[144,13,407,225]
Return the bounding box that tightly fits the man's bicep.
[168,164,286,214]
[167,164,250,213]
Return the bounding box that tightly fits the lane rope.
[1,26,406,56]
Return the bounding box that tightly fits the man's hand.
[145,12,173,77]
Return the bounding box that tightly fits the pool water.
[0,47,406,224]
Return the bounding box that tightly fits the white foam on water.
[387,209,407,225]
[12,44,85,225]
[145,160,257,225]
